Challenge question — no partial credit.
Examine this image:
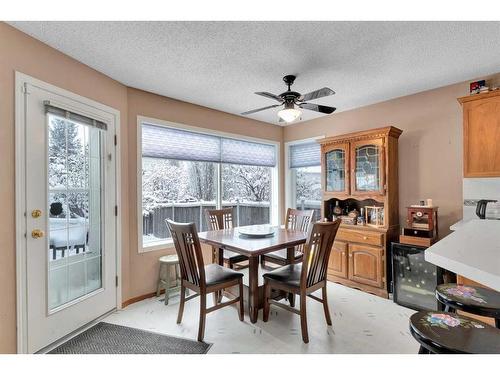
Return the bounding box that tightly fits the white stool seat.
[159,254,179,264]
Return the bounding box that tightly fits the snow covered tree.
[48,117,89,218]
[295,168,321,202]
[187,162,216,201]
[222,164,270,202]
[142,158,187,212]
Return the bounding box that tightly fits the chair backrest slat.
[301,220,341,288]
[285,208,315,254]
[166,219,205,288]
[205,207,235,231]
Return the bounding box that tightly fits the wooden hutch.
[318,126,402,298]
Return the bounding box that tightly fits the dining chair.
[205,207,248,269]
[262,219,341,343]
[166,219,244,342]
[260,208,315,267]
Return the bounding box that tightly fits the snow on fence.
[143,201,271,239]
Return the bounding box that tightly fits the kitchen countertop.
[425,219,500,291]
[449,219,471,231]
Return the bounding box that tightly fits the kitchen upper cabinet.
[458,91,500,177]
[350,138,385,195]
[348,244,384,288]
[328,241,348,278]
[324,143,349,195]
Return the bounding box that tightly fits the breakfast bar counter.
[425,219,500,291]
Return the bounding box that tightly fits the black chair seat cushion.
[264,249,303,261]
[223,250,248,263]
[262,264,302,287]
[409,311,500,354]
[436,283,500,318]
[204,264,243,286]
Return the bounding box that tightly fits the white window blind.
[45,101,107,131]
[142,123,220,163]
[289,141,321,168]
[221,137,276,167]
[142,122,276,167]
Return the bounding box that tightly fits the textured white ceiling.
[9,21,500,125]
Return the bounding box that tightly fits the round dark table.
[409,311,500,354]
[436,283,500,328]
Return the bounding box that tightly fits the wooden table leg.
[248,256,259,323]
[216,247,224,302]
[217,247,224,266]
[287,247,296,307]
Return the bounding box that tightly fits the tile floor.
[104,282,420,354]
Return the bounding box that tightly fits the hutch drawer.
[336,228,384,247]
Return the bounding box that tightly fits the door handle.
[31,229,44,239]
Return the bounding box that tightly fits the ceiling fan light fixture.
[278,103,302,123]
[241,75,335,121]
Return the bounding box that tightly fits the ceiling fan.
[241,75,336,123]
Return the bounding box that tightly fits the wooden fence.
[143,200,321,240]
[143,201,271,239]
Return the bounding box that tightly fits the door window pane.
[47,115,103,310]
[222,164,271,226]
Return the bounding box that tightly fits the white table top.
[425,219,500,291]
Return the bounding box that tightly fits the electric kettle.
[475,199,498,219]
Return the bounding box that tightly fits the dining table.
[197,225,307,323]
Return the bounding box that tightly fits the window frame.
[137,115,280,253]
[285,136,324,217]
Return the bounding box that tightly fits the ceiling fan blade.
[299,103,336,114]
[299,87,335,102]
[241,104,281,115]
[255,92,284,103]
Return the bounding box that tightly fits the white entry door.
[17,75,118,353]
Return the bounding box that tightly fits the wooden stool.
[436,283,500,328]
[157,254,182,305]
[409,311,500,354]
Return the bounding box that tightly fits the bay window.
[139,120,278,251]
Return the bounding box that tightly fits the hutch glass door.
[351,139,384,195]
[324,143,349,195]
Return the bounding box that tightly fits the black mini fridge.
[391,242,444,311]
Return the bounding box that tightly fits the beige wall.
[284,79,499,236]
[126,87,283,299]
